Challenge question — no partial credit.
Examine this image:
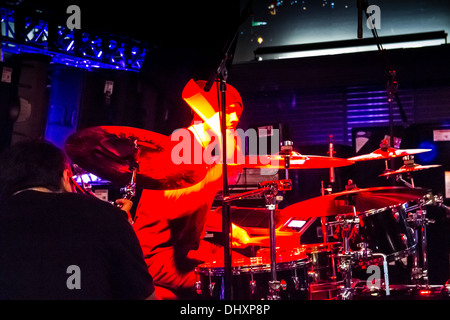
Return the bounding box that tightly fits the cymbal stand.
[118,140,140,223]
[334,212,359,300]
[280,141,293,180]
[264,182,284,300]
[320,181,333,244]
[392,156,417,188]
[121,142,139,201]
[406,194,440,285]
[321,136,336,244]
[223,179,292,300]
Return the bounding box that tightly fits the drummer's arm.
[159,164,223,220]
[158,121,242,220]
[205,208,251,248]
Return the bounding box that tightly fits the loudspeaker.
[7,54,51,145]
[0,61,19,152]
[45,66,143,150]
[77,69,142,130]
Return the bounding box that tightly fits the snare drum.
[357,204,416,261]
[196,251,310,300]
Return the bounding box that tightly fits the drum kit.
[64,125,449,300]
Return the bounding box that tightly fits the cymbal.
[65,126,208,190]
[240,151,354,169]
[245,233,301,248]
[281,186,429,219]
[379,164,442,177]
[348,148,431,162]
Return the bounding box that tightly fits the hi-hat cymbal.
[348,148,431,162]
[379,164,442,177]
[65,126,208,190]
[281,186,429,219]
[240,151,354,169]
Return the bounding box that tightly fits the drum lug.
[250,280,257,295]
[268,281,282,300]
[308,270,319,283]
[209,282,216,297]
[195,281,202,295]
[400,233,408,247]
[280,279,287,291]
[292,276,300,290]
[393,210,400,222]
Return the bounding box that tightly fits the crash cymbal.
[240,151,354,169]
[281,186,429,219]
[65,126,208,190]
[379,164,442,177]
[348,148,431,161]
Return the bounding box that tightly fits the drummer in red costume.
[133,80,251,299]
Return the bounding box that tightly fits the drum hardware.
[265,180,286,300]
[355,242,372,260]
[408,208,433,285]
[250,276,257,295]
[379,155,442,188]
[65,126,209,190]
[119,140,139,201]
[327,213,393,299]
[326,212,359,300]
[195,253,310,300]
[403,194,444,285]
[280,140,294,180]
[70,156,137,224]
[361,250,391,297]
[224,179,292,300]
[260,148,295,300]
[320,181,333,244]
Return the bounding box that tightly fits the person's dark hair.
[0,139,70,198]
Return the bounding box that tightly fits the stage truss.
[0,5,147,72]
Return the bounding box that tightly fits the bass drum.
[196,250,310,300]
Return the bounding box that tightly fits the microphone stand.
[203,0,253,301]
[362,1,408,181]
[219,64,233,301]
[203,28,237,302]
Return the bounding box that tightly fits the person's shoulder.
[59,192,128,221]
